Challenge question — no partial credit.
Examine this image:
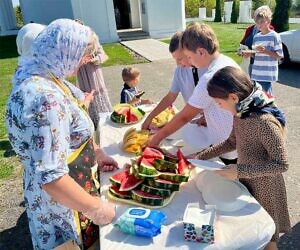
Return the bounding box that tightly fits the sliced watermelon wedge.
[109,186,132,199]
[141,147,164,164]
[131,190,164,206]
[177,148,190,175]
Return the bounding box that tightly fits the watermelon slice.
[110,169,143,191]
[141,184,172,198]
[153,159,177,172]
[159,172,189,183]
[139,158,160,177]
[141,147,164,164]
[109,169,129,186]
[131,190,164,206]
[148,178,180,191]
[109,186,132,199]
[119,175,143,192]
[177,148,190,175]
[111,104,145,124]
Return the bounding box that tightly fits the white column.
[0,0,17,32]
[224,1,233,23]
[199,7,206,20]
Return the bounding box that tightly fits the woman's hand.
[83,90,95,108]
[98,153,118,172]
[215,164,238,180]
[84,197,115,225]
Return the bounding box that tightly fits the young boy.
[142,31,206,130]
[148,22,239,164]
[120,67,153,106]
[251,5,283,95]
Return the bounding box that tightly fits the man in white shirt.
[142,31,206,129]
[148,23,239,164]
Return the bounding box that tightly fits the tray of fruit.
[110,103,145,125]
[107,147,191,208]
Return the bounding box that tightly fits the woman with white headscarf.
[16,23,45,58]
[6,19,117,249]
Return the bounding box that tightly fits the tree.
[230,0,240,23]
[185,0,201,18]
[252,0,268,11]
[14,6,24,27]
[271,0,292,32]
[214,0,222,22]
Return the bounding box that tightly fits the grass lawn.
[1,22,300,179]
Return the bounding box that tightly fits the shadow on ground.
[0,140,16,157]
[0,211,33,250]
[278,63,300,89]
[278,222,300,250]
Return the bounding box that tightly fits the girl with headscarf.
[76,27,113,129]
[6,19,117,249]
[194,66,290,249]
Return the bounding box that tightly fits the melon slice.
[141,184,172,198]
[109,186,132,199]
[148,178,180,191]
[131,190,164,206]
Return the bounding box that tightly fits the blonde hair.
[122,67,140,83]
[83,30,99,57]
[254,5,272,22]
[181,22,219,54]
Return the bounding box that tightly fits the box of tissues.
[183,203,215,243]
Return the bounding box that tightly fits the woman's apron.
[48,71,101,249]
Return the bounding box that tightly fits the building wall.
[20,0,73,24]
[71,0,119,43]
[0,0,17,35]
[142,0,185,38]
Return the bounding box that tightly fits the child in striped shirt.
[251,5,283,95]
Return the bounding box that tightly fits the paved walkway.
[121,39,172,61]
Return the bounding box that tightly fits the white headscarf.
[13,19,91,86]
[16,23,45,57]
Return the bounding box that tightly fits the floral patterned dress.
[5,19,96,250]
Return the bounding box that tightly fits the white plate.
[202,179,251,212]
[187,159,225,170]
[181,123,212,148]
[139,103,157,113]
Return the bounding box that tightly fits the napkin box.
[183,203,215,244]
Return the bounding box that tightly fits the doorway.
[113,0,131,30]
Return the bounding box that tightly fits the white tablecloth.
[98,113,275,250]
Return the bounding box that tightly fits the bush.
[185,0,201,18]
[230,0,239,23]
[272,0,292,32]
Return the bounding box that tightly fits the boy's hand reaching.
[141,99,154,105]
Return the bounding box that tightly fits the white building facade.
[0,0,186,43]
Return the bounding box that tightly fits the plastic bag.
[114,207,166,237]
[240,57,250,75]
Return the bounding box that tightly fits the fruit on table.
[151,106,176,128]
[109,169,143,191]
[111,103,145,124]
[131,190,164,206]
[109,186,132,199]
[122,128,150,153]
[108,147,192,207]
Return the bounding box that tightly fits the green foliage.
[230,0,240,23]
[14,6,23,27]
[214,0,222,22]
[272,0,292,32]
[185,0,201,18]
[252,0,267,11]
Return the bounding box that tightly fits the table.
[98,113,275,250]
